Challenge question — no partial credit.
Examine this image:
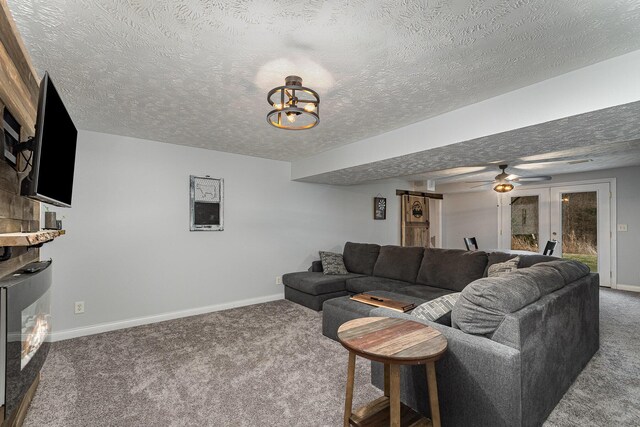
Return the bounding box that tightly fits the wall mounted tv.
[20,72,77,207]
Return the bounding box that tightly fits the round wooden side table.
[337,317,448,427]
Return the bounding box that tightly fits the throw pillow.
[412,293,461,322]
[487,256,520,277]
[319,251,348,275]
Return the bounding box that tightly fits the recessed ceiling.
[8,0,640,161]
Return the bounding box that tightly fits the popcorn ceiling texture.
[8,0,640,161]
[296,102,640,185]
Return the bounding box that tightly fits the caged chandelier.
[267,76,319,130]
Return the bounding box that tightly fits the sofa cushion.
[416,248,488,291]
[396,285,454,301]
[519,254,559,268]
[487,256,520,277]
[372,246,424,283]
[345,276,410,294]
[412,293,461,322]
[319,251,348,275]
[282,272,361,296]
[343,242,381,275]
[535,260,590,285]
[484,252,558,276]
[451,263,569,335]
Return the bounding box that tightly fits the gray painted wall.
[441,166,640,289]
[442,191,501,250]
[42,130,403,337]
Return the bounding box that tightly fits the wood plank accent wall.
[0,0,41,279]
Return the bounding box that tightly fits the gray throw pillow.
[487,256,520,277]
[412,293,461,322]
[319,251,348,275]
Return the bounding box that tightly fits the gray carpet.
[24,289,640,426]
[543,288,640,427]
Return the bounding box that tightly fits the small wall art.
[374,196,386,220]
[190,175,224,231]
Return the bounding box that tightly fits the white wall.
[42,130,404,340]
[440,166,640,289]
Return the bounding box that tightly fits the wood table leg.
[384,363,390,397]
[344,351,356,427]
[389,364,401,427]
[426,361,441,427]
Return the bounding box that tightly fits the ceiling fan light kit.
[267,75,320,130]
[463,164,553,193]
[493,181,515,193]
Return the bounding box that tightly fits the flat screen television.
[21,72,77,207]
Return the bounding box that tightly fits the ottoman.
[322,290,429,340]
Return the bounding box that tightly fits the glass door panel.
[550,183,611,286]
[499,189,550,251]
[560,192,598,272]
[510,195,540,252]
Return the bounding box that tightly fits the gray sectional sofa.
[283,242,600,427]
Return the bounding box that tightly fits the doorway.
[550,183,611,285]
[499,181,612,287]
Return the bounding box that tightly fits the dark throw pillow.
[319,251,348,275]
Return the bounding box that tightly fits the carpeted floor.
[24,289,640,426]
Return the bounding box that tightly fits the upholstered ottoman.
[322,291,429,340]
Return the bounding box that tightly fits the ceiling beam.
[291,49,640,183]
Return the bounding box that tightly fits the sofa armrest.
[308,260,323,272]
[490,273,599,424]
[370,307,523,426]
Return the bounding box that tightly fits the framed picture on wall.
[190,175,224,231]
[374,197,386,220]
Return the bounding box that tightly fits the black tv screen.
[21,72,77,207]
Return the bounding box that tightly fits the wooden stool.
[338,317,448,427]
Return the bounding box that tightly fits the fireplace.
[0,260,52,424]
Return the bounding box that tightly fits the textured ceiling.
[8,0,640,161]
[295,101,640,185]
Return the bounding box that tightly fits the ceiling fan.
[466,164,552,193]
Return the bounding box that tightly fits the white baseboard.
[50,293,284,342]
[613,283,640,293]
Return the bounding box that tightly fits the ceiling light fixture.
[493,181,515,193]
[267,76,319,130]
[493,165,514,193]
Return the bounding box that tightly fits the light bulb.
[274,103,283,110]
[304,103,315,113]
[286,112,297,123]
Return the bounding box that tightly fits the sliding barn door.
[401,195,430,247]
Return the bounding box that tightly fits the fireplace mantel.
[0,230,65,247]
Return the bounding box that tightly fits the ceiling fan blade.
[470,183,493,188]
[513,176,552,182]
[464,180,494,184]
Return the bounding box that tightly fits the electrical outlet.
[617,224,628,232]
[74,301,85,314]
[275,276,283,285]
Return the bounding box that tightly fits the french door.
[550,183,611,286]
[499,182,612,286]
